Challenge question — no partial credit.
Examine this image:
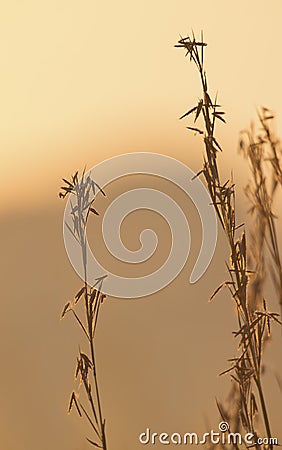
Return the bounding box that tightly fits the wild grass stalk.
[176,33,281,447]
[59,171,108,449]
[239,108,282,319]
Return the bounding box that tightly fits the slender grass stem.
[176,33,280,448]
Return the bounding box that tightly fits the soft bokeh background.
[1,1,282,449]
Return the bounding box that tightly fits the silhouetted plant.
[60,171,108,450]
[240,108,282,319]
[176,32,281,448]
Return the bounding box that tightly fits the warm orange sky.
[1,2,282,450]
[1,1,282,212]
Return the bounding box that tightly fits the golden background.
[1,1,282,449]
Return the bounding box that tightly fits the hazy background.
[1,1,282,449]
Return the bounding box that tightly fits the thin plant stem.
[176,33,280,447]
[60,171,108,449]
